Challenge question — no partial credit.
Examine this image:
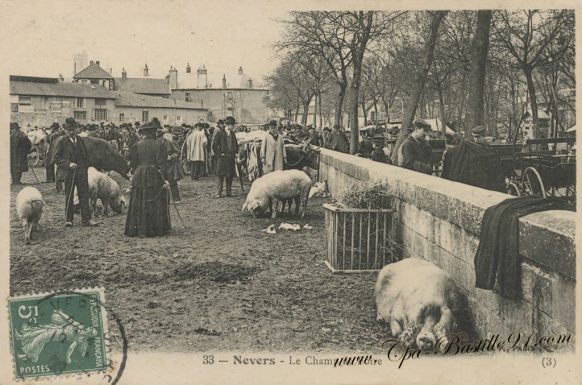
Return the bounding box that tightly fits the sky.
[0,0,290,85]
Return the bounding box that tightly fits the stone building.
[169,64,274,124]
[73,60,114,89]
[10,75,208,127]
[10,75,116,127]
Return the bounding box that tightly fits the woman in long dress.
[124,120,171,237]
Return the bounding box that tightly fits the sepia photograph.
[0,1,579,384]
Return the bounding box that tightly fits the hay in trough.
[333,180,394,210]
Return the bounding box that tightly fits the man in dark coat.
[53,118,98,227]
[44,122,63,184]
[10,122,32,185]
[401,120,433,174]
[158,127,183,202]
[212,116,239,197]
[441,125,505,192]
[329,125,349,153]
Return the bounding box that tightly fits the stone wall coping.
[319,149,576,278]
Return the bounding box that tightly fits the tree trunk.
[465,10,492,138]
[335,82,347,127]
[313,91,318,128]
[318,91,323,128]
[392,11,447,162]
[524,68,539,138]
[361,97,368,126]
[437,85,446,138]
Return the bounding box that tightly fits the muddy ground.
[10,167,388,353]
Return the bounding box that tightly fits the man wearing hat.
[157,127,183,202]
[186,122,208,180]
[211,116,239,197]
[329,124,349,153]
[53,118,98,227]
[261,120,287,174]
[10,122,32,185]
[321,127,332,149]
[44,122,64,184]
[441,125,504,192]
[400,119,433,174]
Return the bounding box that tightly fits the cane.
[27,159,41,184]
[157,170,188,230]
[64,167,77,221]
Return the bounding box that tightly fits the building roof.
[10,75,59,83]
[114,78,171,95]
[113,91,206,110]
[10,80,115,99]
[74,62,113,80]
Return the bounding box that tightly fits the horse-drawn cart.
[494,137,576,203]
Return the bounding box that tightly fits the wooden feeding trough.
[323,203,400,273]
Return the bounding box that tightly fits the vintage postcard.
[0,0,579,384]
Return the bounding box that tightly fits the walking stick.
[236,161,245,194]
[64,167,77,221]
[27,159,41,184]
[157,170,188,230]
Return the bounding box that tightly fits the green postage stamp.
[8,288,109,379]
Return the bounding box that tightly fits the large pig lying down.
[242,170,312,219]
[375,258,474,352]
[75,167,127,216]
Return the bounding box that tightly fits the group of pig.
[15,167,126,244]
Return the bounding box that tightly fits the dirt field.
[10,167,388,353]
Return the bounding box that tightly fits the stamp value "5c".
[8,288,109,380]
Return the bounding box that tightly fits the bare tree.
[391,11,447,163]
[493,10,572,138]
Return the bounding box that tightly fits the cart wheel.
[505,178,521,197]
[522,167,546,198]
[180,140,191,176]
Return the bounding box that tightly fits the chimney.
[169,66,178,89]
[90,60,94,65]
[144,64,149,77]
[238,66,243,75]
[96,60,100,66]
[122,68,127,79]
[197,66,208,89]
[248,79,253,88]
[222,74,227,88]
[186,63,191,73]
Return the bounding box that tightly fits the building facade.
[10,76,116,127]
[10,76,208,127]
[172,88,271,124]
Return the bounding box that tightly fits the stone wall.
[319,149,575,343]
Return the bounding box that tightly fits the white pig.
[375,258,472,352]
[88,167,127,216]
[242,170,312,219]
[15,187,44,244]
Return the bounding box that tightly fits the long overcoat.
[212,128,239,177]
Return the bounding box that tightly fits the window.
[142,110,149,122]
[94,109,108,121]
[76,98,85,108]
[74,111,87,120]
[163,115,169,122]
[19,96,32,105]
[95,99,105,107]
[119,113,125,122]
[226,91,233,99]
[11,103,18,112]
[185,92,191,102]
[176,116,182,124]
[90,79,99,84]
